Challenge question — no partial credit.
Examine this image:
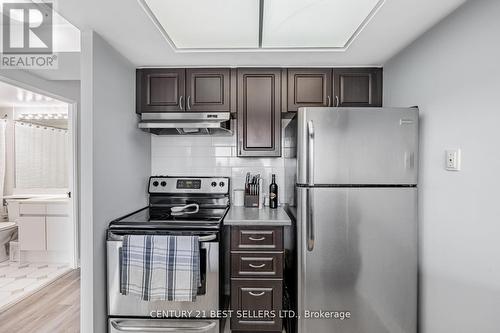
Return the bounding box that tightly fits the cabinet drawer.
[231,227,283,251]
[19,204,46,215]
[231,252,283,278]
[46,203,69,216]
[231,279,283,332]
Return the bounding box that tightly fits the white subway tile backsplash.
[211,135,236,147]
[151,130,292,204]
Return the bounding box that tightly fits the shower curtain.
[0,120,6,201]
[15,122,69,188]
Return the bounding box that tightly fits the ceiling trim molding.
[137,0,386,53]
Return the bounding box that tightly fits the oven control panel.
[149,176,229,194]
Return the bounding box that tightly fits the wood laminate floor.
[0,268,80,333]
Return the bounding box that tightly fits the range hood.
[138,112,232,135]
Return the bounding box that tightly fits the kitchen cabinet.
[185,68,231,112]
[287,68,333,111]
[231,279,283,332]
[18,216,46,251]
[237,69,282,157]
[333,68,383,107]
[17,202,71,253]
[46,216,71,251]
[230,226,284,332]
[136,69,185,113]
[137,68,231,113]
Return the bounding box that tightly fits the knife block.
[244,194,259,208]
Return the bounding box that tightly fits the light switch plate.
[445,149,461,171]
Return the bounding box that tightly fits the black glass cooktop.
[109,206,227,230]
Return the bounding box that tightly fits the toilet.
[0,222,18,262]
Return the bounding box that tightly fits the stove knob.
[160,181,167,187]
[211,181,217,187]
[219,181,225,187]
[152,181,159,187]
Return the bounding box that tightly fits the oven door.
[109,318,219,333]
[107,233,219,317]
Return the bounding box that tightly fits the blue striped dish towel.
[120,235,200,302]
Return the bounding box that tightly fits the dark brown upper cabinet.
[136,68,231,113]
[333,68,382,107]
[237,69,282,157]
[185,68,231,112]
[136,68,185,113]
[287,68,333,112]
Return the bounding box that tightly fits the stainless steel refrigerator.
[290,107,418,333]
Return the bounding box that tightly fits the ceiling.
[0,80,68,107]
[56,0,465,67]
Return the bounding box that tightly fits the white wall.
[383,1,500,332]
[80,30,151,333]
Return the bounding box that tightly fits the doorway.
[0,79,79,314]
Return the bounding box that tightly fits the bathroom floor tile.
[0,261,72,313]
[0,277,15,288]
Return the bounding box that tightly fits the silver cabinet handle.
[187,95,192,110]
[307,120,315,186]
[248,291,266,297]
[249,263,266,269]
[111,320,216,332]
[307,188,315,251]
[327,96,331,107]
[179,95,184,110]
[335,95,340,107]
[248,236,266,241]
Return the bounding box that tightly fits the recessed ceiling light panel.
[262,0,384,49]
[142,0,260,49]
[139,0,384,51]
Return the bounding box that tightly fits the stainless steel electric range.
[106,176,230,333]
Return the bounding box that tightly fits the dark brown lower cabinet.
[231,279,283,332]
[230,226,284,332]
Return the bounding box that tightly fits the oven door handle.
[111,320,216,332]
[199,234,216,242]
[108,234,217,242]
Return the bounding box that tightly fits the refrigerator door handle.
[307,120,315,186]
[306,188,315,251]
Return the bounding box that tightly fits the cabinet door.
[231,279,283,331]
[333,68,382,107]
[136,69,186,113]
[237,69,281,157]
[287,68,332,111]
[185,68,231,112]
[18,216,46,251]
[46,217,71,251]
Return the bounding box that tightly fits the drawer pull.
[248,263,266,269]
[248,291,265,297]
[248,236,266,241]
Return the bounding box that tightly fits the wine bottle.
[269,174,278,209]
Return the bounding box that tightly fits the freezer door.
[297,107,418,185]
[297,187,417,333]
